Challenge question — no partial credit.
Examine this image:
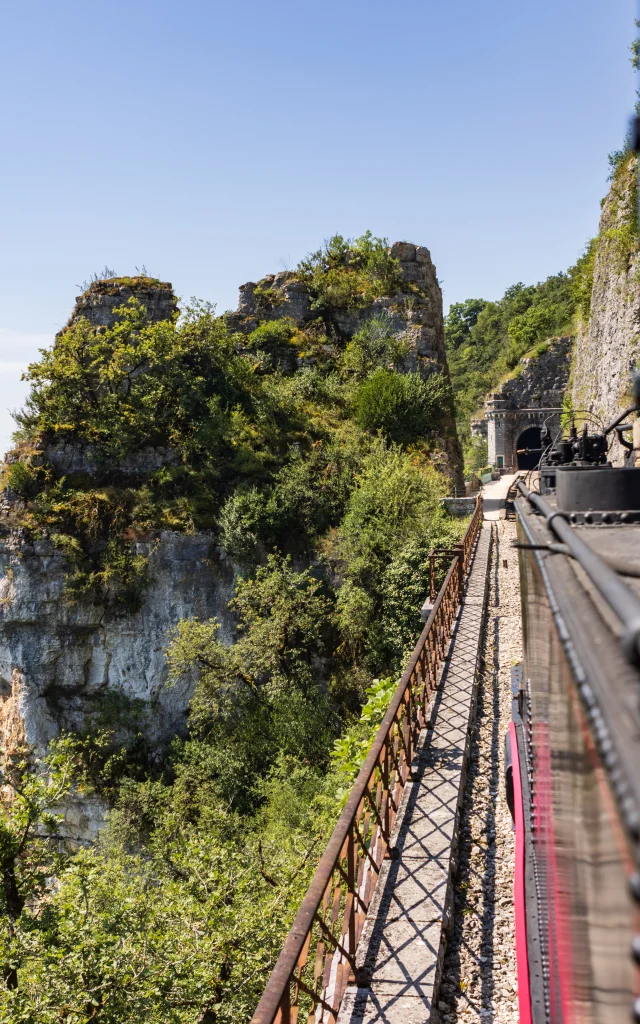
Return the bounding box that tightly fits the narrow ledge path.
[337,487,521,1024]
[438,519,520,1024]
[338,524,491,1024]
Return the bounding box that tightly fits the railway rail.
[251,495,484,1024]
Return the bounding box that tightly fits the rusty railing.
[251,494,484,1024]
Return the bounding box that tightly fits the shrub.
[218,486,269,563]
[218,438,363,563]
[167,555,339,805]
[5,460,41,498]
[296,232,405,312]
[15,298,260,465]
[342,314,409,376]
[245,319,299,373]
[570,238,597,324]
[352,368,449,444]
[464,437,488,476]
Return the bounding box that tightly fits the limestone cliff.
[227,241,464,489]
[0,247,463,838]
[571,155,640,462]
[0,530,238,839]
[0,278,232,838]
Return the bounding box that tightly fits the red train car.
[508,414,640,1023]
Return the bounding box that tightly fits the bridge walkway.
[337,523,492,1024]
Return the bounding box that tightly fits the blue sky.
[0,0,636,451]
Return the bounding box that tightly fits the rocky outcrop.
[8,278,181,480]
[43,444,177,479]
[66,276,177,332]
[227,241,464,488]
[571,155,640,464]
[227,242,450,374]
[494,336,572,410]
[0,241,464,836]
[229,272,312,331]
[0,530,238,837]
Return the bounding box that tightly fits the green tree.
[0,740,80,989]
[444,298,487,351]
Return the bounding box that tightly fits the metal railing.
[251,494,483,1024]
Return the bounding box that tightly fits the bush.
[352,368,448,444]
[327,442,460,672]
[5,460,41,498]
[464,437,488,476]
[342,314,409,376]
[296,232,405,312]
[245,318,299,373]
[218,438,363,563]
[14,298,300,473]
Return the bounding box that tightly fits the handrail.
[251,494,484,1024]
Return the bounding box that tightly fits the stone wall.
[571,156,640,465]
[442,496,477,517]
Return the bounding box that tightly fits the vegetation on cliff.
[445,252,596,465]
[294,231,408,311]
[0,242,465,1020]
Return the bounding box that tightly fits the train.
[507,390,640,1023]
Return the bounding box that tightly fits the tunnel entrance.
[516,425,542,470]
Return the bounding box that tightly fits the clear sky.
[0,0,636,452]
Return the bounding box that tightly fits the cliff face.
[227,241,464,489]
[571,156,640,462]
[491,336,573,410]
[0,248,463,837]
[0,529,238,838]
[0,278,233,838]
[0,531,236,751]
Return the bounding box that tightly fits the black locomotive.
[508,384,640,1023]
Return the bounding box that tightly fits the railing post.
[348,826,356,964]
[280,980,291,1024]
[455,545,464,597]
[383,742,390,843]
[406,688,413,769]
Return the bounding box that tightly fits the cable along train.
[507,389,640,1024]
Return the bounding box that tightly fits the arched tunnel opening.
[516,425,542,470]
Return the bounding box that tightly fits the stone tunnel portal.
[515,425,542,470]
